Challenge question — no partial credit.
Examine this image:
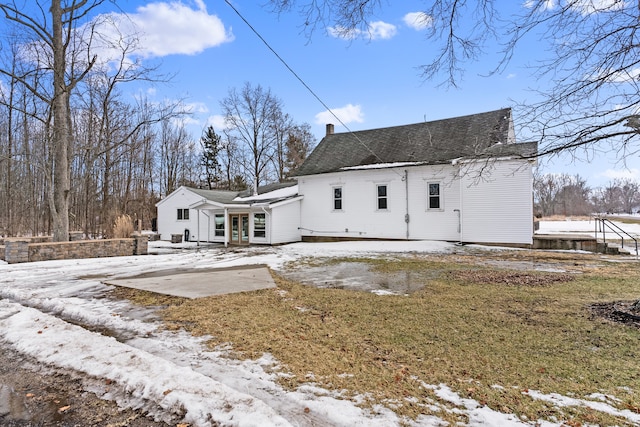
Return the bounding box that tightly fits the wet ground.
[1,243,637,426]
[0,346,165,426]
[281,261,439,295]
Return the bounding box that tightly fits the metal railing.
[594,216,638,257]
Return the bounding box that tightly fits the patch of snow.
[525,389,640,425]
[234,185,298,202]
[340,162,425,171]
[0,238,636,426]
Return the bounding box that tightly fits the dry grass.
[118,251,640,426]
[112,214,135,238]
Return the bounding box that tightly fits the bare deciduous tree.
[269,0,640,164]
[534,172,592,217]
[0,0,103,241]
[221,82,284,194]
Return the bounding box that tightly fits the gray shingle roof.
[186,181,298,205]
[295,108,537,176]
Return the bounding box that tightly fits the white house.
[294,108,537,246]
[156,108,537,247]
[155,182,302,246]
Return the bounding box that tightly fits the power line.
[223,0,391,168]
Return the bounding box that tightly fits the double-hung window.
[428,182,442,210]
[214,214,225,237]
[177,208,190,220]
[333,187,343,210]
[377,184,388,210]
[254,213,266,238]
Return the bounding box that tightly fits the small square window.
[177,208,190,220]
[333,187,343,210]
[377,184,388,210]
[428,183,441,210]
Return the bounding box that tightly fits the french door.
[230,214,249,245]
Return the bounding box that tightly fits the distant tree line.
[0,78,313,239]
[534,173,640,217]
[0,2,314,240]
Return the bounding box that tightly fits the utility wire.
[223,0,391,168]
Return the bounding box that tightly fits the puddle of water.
[282,262,431,295]
[0,384,29,421]
[0,382,70,424]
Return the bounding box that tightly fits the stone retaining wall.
[2,235,148,264]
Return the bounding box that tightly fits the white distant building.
[155,182,302,245]
[157,108,537,247]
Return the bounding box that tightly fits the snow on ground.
[536,217,640,237]
[0,230,638,426]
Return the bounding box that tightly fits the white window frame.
[333,186,343,211]
[427,182,443,211]
[214,214,225,237]
[177,208,190,220]
[253,213,266,238]
[376,184,388,211]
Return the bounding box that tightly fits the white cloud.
[185,101,209,114]
[523,0,558,11]
[569,0,625,15]
[524,0,624,15]
[105,1,233,58]
[315,104,365,125]
[328,21,397,40]
[403,12,432,31]
[368,21,397,39]
[208,114,230,131]
[600,168,640,181]
[606,68,640,83]
[507,73,517,79]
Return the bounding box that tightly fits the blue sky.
[43,1,640,186]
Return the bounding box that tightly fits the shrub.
[113,214,134,238]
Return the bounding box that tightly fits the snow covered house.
[157,108,537,247]
[155,182,302,245]
[294,108,538,246]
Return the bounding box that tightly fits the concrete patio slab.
[105,265,275,299]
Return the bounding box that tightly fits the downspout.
[197,209,201,247]
[224,207,228,248]
[404,170,410,240]
[457,164,463,244]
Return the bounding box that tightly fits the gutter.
[404,170,410,240]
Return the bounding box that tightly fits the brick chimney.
[326,123,334,136]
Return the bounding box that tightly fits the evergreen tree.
[200,126,222,189]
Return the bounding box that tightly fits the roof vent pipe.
[326,123,334,136]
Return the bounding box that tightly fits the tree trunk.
[50,1,70,241]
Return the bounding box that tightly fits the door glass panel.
[241,215,249,242]
[231,216,239,242]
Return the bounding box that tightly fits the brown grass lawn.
[115,249,640,426]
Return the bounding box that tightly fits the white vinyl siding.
[298,160,534,246]
[459,160,533,245]
[270,199,302,244]
[156,187,202,241]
